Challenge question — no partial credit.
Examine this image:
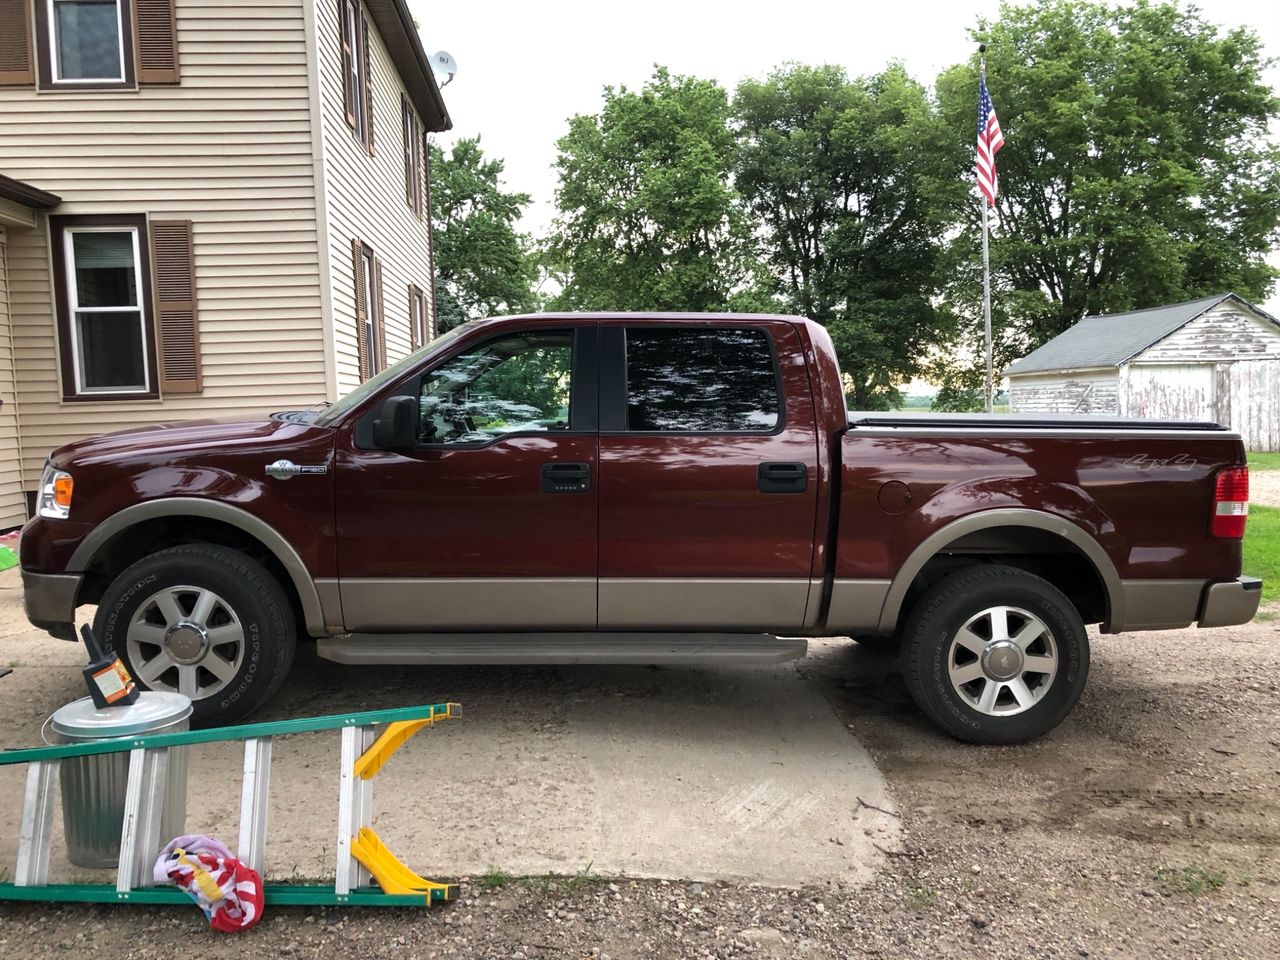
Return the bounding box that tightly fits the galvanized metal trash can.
[50,692,192,868]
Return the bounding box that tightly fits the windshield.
[313,321,479,426]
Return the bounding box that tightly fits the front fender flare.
[67,498,329,637]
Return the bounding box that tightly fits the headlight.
[38,464,74,520]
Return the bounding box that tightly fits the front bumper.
[21,569,82,641]
[1198,576,1263,629]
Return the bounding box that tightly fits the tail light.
[1211,466,1249,538]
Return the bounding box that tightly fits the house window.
[51,215,158,399]
[39,0,134,86]
[338,0,372,152]
[352,240,384,381]
[409,283,430,349]
[402,96,424,217]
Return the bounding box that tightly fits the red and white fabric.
[153,834,264,932]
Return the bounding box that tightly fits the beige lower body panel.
[1115,579,1207,631]
[598,578,811,632]
[824,579,893,635]
[338,578,596,631]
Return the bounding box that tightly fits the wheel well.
[77,517,306,633]
[902,526,1109,627]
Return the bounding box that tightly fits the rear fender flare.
[878,508,1123,634]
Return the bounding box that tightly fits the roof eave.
[366,0,452,132]
[0,173,61,210]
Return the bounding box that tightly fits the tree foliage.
[429,137,541,330]
[936,0,1280,370]
[735,64,967,408]
[549,67,772,312]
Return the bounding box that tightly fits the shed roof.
[1004,293,1280,376]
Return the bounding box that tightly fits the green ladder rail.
[0,702,461,907]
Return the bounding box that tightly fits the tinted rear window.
[625,328,781,432]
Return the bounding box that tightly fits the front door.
[334,324,599,631]
[597,320,820,631]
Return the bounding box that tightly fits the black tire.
[94,544,296,726]
[900,564,1089,745]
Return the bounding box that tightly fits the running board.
[315,633,807,666]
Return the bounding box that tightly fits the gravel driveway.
[0,568,1276,958]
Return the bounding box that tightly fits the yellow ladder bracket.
[338,702,461,901]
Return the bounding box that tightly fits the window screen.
[625,328,781,432]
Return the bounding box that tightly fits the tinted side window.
[625,328,781,432]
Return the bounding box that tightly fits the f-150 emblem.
[265,459,328,480]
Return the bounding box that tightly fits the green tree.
[430,137,540,330]
[937,0,1280,367]
[734,64,967,409]
[549,66,772,312]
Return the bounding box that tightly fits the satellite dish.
[430,50,457,87]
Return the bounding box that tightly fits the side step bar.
[316,633,807,666]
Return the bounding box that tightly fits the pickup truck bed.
[20,312,1260,742]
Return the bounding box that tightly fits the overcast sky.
[411,0,1280,317]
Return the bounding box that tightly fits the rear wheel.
[93,544,296,726]
[900,564,1089,744]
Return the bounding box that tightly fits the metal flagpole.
[980,50,994,414]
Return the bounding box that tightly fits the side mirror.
[372,395,417,450]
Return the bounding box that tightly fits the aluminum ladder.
[0,702,461,906]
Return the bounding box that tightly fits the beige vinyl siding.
[0,228,26,528]
[1007,370,1121,416]
[0,0,327,487]
[1138,301,1280,363]
[315,0,433,392]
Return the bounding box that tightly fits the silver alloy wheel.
[946,605,1058,717]
[125,585,246,701]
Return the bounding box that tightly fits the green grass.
[476,866,515,890]
[1154,865,1226,895]
[905,885,936,910]
[1248,451,1280,471]
[1244,505,1280,604]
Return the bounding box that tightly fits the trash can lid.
[51,692,193,739]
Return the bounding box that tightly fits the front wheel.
[94,544,296,726]
[900,564,1089,744]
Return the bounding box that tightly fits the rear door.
[596,320,820,631]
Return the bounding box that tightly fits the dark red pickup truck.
[20,313,1261,742]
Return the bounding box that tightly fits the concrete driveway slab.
[0,568,898,888]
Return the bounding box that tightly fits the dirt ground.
[0,592,1277,958]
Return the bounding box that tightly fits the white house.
[1006,293,1280,451]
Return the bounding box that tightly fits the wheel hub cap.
[981,639,1024,681]
[945,604,1060,718]
[164,621,209,664]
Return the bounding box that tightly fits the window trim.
[50,213,159,401]
[408,282,429,349]
[599,325,786,436]
[338,0,373,153]
[35,0,136,90]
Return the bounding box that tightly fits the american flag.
[976,74,1004,205]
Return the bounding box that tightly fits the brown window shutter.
[0,0,34,86]
[373,257,386,371]
[360,15,374,153]
[134,0,179,84]
[149,220,202,394]
[352,239,369,382]
[402,96,414,210]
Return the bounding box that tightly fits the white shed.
[1006,293,1280,450]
